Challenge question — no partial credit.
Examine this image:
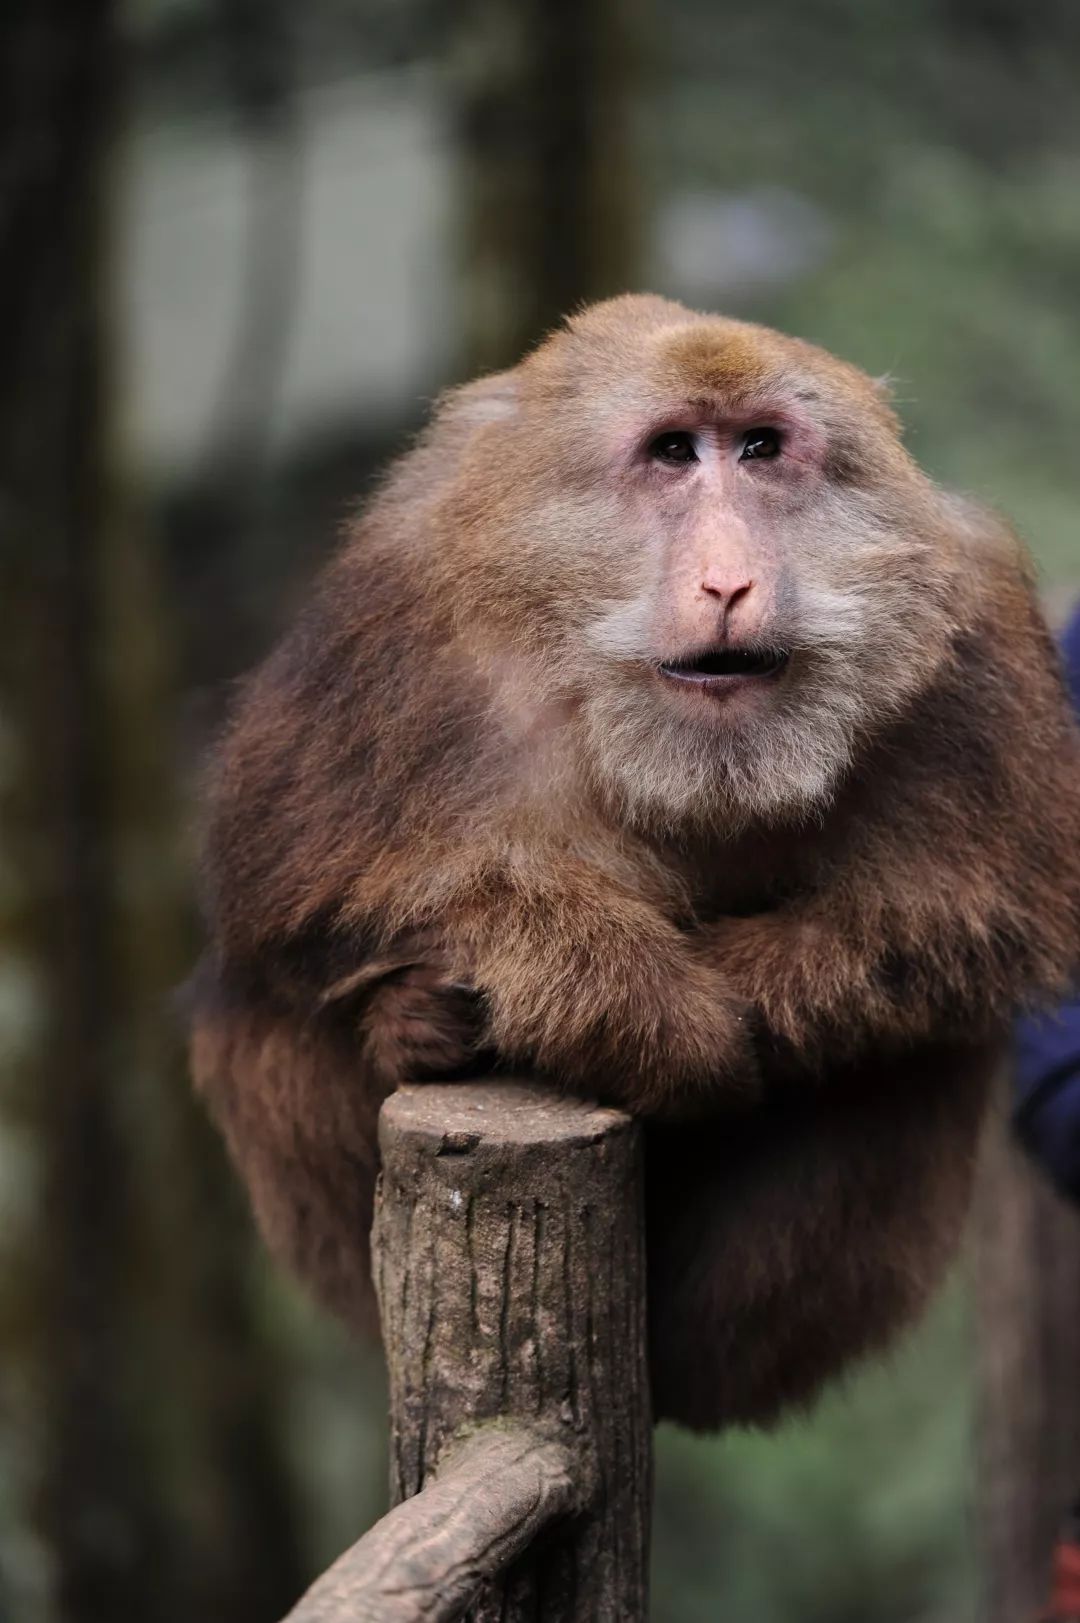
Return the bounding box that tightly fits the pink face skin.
[623,402,831,706]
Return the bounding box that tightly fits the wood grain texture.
[373,1081,652,1621]
[283,1427,578,1622]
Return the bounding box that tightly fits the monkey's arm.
[702,882,996,1063]
[425,857,758,1113]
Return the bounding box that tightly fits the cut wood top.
[382,1081,632,1150]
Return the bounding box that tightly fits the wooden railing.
[285,1081,653,1622]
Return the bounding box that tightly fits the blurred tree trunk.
[0,6,170,1616]
[453,0,645,373]
[975,1092,1080,1623]
[162,0,306,709]
[0,6,167,1620]
[0,3,305,1620]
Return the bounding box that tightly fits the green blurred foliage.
[653,1285,977,1623]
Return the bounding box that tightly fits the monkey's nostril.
[702,576,753,610]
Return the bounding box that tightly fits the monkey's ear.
[440,369,521,429]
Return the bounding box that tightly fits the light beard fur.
[576,546,957,836]
[577,655,864,836]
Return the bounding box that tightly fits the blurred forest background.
[3,1,1080,1620]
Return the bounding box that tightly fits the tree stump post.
[372,1080,652,1621]
[281,1081,652,1622]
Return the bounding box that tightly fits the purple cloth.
[1013,604,1080,1201]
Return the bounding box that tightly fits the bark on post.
[372,1080,652,1622]
[282,1428,580,1623]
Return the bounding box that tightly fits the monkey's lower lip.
[659,647,790,692]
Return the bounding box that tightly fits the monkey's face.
[444,296,963,834]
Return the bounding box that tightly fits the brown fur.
[190,295,1080,1429]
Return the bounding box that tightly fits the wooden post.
[280,1428,580,1623]
[287,1080,652,1621]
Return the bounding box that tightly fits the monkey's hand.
[703,901,993,1066]
[702,913,848,1065]
[450,863,758,1115]
[364,963,486,1090]
[320,944,486,1092]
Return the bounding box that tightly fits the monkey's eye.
[739,428,781,461]
[649,430,698,465]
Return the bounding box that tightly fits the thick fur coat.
[191,296,1080,1429]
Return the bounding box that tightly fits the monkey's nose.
[701,575,753,626]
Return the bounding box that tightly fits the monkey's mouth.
[659,645,790,692]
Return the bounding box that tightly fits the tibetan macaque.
[190,294,1080,1430]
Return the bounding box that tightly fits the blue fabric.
[1062,606,1080,710]
[1013,603,1080,1202]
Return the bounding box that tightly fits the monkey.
[189,293,1080,1431]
